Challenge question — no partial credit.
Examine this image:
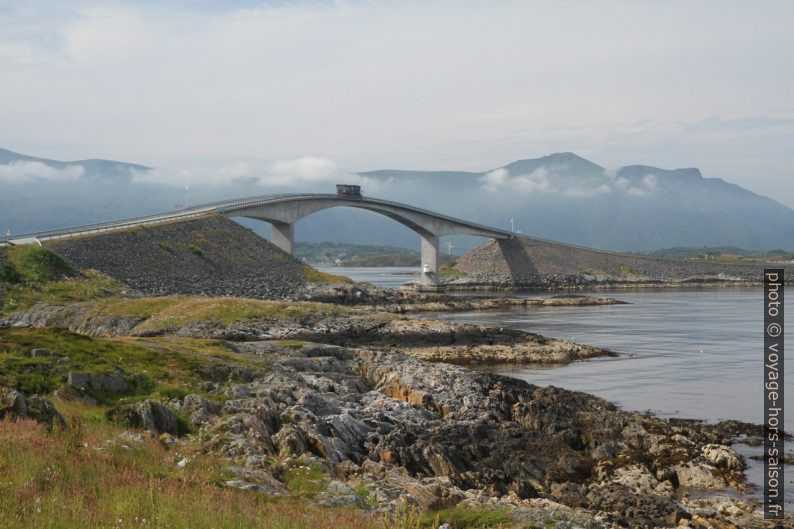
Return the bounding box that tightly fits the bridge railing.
[218,193,515,237]
[0,191,513,246]
[0,193,288,246]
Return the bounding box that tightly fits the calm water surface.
[426,288,790,424]
[318,265,418,288]
[326,266,788,424]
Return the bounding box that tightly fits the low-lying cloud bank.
[130,156,340,187]
[479,166,660,198]
[0,161,85,183]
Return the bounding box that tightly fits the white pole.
[510,217,514,233]
[185,184,189,208]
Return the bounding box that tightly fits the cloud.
[1,2,793,204]
[614,177,630,189]
[131,156,339,187]
[0,161,84,183]
[480,168,509,191]
[642,173,658,190]
[481,165,617,197]
[624,173,659,196]
[563,183,612,197]
[480,167,552,193]
[265,156,337,186]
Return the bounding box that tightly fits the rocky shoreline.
[2,299,616,366]
[441,277,769,292]
[2,296,791,528]
[448,236,794,291]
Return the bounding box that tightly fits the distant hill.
[2,148,793,252]
[352,152,794,251]
[0,147,149,181]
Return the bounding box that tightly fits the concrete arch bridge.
[2,188,513,288]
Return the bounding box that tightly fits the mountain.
[0,147,150,181]
[348,152,794,251]
[1,148,792,252]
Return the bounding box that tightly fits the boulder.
[68,370,131,394]
[30,348,56,357]
[316,480,369,508]
[224,480,280,495]
[140,400,182,435]
[109,400,185,436]
[610,465,674,498]
[3,389,27,417]
[1,389,65,430]
[701,444,744,471]
[673,462,726,490]
[181,394,220,426]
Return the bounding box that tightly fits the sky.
[1,0,793,204]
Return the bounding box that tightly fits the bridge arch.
[2,190,512,290]
[221,194,511,288]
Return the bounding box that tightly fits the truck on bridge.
[336,184,362,197]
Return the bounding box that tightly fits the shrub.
[0,262,22,284]
[158,241,174,253]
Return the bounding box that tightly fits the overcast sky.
[1,1,793,204]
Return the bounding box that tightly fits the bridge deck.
[1,193,512,246]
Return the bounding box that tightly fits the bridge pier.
[419,233,442,291]
[270,222,294,254]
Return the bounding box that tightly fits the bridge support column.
[270,222,294,254]
[419,233,442,291]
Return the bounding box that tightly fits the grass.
[1,245,128,314]
[282,461,329,496]
[0,328,265,403]
[2,269,127,314]
[353,484,377,507]
[303,266,353,284]
[422,506,513,528]
[440,266,466,279]
[0,418,380,529]
[157,241,174,254]
[187,244,204,257]
[2,245,74,284]
[581,267,606,277]
[618,265,634,276]
[85,296,352,332]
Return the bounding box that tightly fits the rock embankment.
[453,236,794,288]
[44,216,309,299]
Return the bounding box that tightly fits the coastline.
[2,293,790,527]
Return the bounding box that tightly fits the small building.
[336,184,362,197]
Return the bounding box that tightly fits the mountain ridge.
[1,147,792,252]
